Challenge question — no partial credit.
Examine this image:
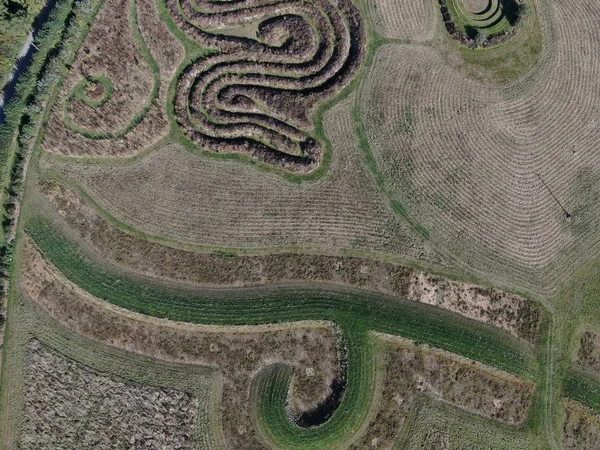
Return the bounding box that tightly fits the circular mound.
[463,0,490,14]
[85,80,105,101]
[440,0,526,47]
[70,75,113,109]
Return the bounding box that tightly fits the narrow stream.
[0,0,59,125]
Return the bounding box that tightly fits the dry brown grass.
[35,179,541,342]
[42,95,439,264]
[21,339,199,449]
[577,330,600,374]
[408,271,540,342]
[350,333,534,448]
[464,0,489,13]
[19,238,342,449]
[360,0,600,294]
[563,399,600,450]
[42,0,183,157]
[366,0,435,41]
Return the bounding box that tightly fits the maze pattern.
[169,0,366,172]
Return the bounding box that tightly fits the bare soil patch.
[21,339,198,449]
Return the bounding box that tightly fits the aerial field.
[0,0,599,447]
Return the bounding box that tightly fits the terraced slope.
[169,0,366,172]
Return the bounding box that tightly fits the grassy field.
[0,0,599,446]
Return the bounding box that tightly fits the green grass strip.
[563,369,600,413]
[26,215,532,374]
[25,215,536,448]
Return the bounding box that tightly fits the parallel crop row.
[359,0,600,295]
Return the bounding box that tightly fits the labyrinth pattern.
[168,0,366,172]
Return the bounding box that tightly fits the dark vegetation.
[0,0,45,86]
[438,0,524,48]
[169,0,366,173]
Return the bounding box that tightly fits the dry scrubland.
[350,334,533,448]
[36,179,541,342]
[562,400,600,450]
[44,0,366,172]
[2,0,599,445]
[22,340,198,449]
[577,331,600,375]
[43,0,183,156]
[20,239,342,448]
[360,0,600,295]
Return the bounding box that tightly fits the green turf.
[69,74,113,108]
[24,215,538,449]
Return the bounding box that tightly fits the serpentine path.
[168,0,366,172]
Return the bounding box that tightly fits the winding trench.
[168,0,366,172]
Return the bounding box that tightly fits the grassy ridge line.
[26,216,533,375]
[61,0,160,139]
[252,330,376,449]
[563,369,600,413]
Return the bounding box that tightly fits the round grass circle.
[71,74,113,108]
[463,0,490,14]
